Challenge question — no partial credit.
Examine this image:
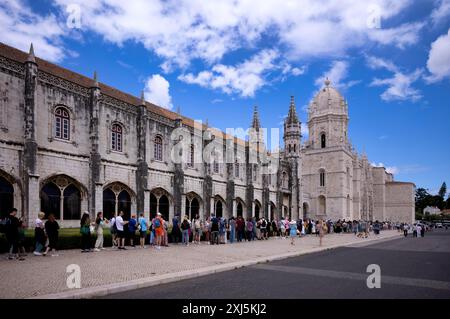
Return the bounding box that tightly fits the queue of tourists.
[0,206,419,260]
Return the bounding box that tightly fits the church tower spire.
[284,96,301,158]
[251,105,261,130]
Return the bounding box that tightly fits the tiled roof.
[0,42,249,147]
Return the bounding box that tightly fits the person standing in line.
[44,213,60,256]
[138,213,148,248]
[115,211,129,250]
[149,217,155,246]
[272,219,278,238]
[34,212,46,256]
[255,218,261,240]
[4,208,20,260]
[80,212,93,253]
[192,215,202,244]
[171,215,181,244]
[128,214,137,248]
[110,214,118,248]
[181,215,190,246]
[153,212,164,250]
[420,224,425,237]
[219,217,226,244]
[210,214,220,245]
[279,218,286,239]
[260,217,268,240]
[229,216,236,243]
[236,216,244,242]
[162,216,169,247]
[94,212,107,251]
[203,217,210,244]
[289,219,298,245]
[246,217,254,241]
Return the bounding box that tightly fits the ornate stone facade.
[0,43,415,227]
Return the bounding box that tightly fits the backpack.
[261,220,267,228]
[154,218,161,228]
[195,219,201,229]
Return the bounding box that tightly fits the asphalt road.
[103,229,450,299]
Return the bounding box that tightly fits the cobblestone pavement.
[0,231,400,298]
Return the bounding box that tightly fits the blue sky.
[1,0,449,194]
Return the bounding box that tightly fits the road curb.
[32,232,401,299]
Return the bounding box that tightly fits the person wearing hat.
[289,219,297,245]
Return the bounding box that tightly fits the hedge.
[0,228,117,253]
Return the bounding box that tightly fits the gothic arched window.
[55,107,70,140]
[319,169,326,187]
[321,133,326,148]
[111,123,123,152]
[235,161,240,178]
[154,136,163,161]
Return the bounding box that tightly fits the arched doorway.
[269,202,277,221]
[159,195,169,221]
[214,196,226,218]
[215,200,223,218]
[185,192,202,219]
[237,201,243,217]
[40,175,84,220]
[0,175,14,218]
[102,183,134,220]
[318,195,326,217]
[63,184,81,220]
[254,200,261,219]
[118,190,131,220]
[150,188,172,221]
[303,202,309,220]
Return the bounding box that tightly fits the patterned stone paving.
[0,231,400,298]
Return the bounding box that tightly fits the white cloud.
[366,55,423,102]
[371,162,399,175]
[0,0,67,62]
[51,0,420,68]
[426,28,450,83]
[178,49,279,97]
[431,0,450,25]
[144,74,173,109]
[315,60,360,90]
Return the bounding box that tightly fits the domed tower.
[302,78,354,221]
[307,78,349,150]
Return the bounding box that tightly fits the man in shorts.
[115,211,128,250]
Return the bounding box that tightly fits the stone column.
[232,199,237,217]
[95,183,103,214]
[268,203,272,221]
[27,174,40,227]
[181,194,186,218]
[144,189,150,217]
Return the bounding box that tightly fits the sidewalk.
[0,231,401,299]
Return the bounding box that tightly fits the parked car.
[435,223,443,228]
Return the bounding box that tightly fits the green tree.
[415,188,432,213]
[438,182,447,199]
